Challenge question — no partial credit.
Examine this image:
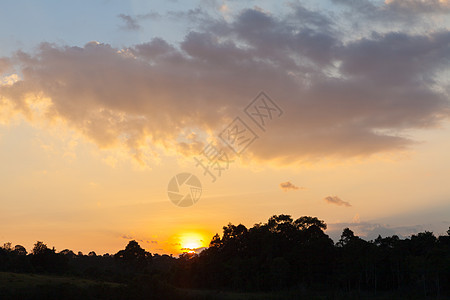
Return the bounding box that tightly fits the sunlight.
[179,233,205,252]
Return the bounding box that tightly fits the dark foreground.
[0,215,449,299]
[0,272,439,300]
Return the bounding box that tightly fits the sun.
[179,233,205,252]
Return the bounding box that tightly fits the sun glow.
[179,233,205,252]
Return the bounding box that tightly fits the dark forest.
[0,215,449,299]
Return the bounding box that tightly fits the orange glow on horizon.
[179,232,206,252]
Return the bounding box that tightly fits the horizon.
[0,0,449,258]
[3,212,449,257]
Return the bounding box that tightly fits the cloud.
[279,181,304,192]
[118,14,141,30]
[332,0,450,23]
[0,5,449,167]
[0,58,11,74]
[120,234,157,245]
[324,196,351,207]
[385,0,450,14]
[118,12,161,31]
[181,246,207,254]
[327,221,429,242]
[327,203,450,241]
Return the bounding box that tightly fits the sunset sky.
[0,0,449,256]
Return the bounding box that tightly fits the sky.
[0,0,449,256]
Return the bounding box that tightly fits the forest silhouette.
[0,214,448,299]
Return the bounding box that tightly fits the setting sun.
[179,233,205,252]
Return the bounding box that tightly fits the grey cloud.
[386,0,450,14]
[0,58,11,74]
[227,8,339,67]
[118,12,161,31]
[324,196,351,207]
[1,5,449,166]
[331,0,376,11]
[290,4,334,30]
[327,203,450,242]
[339,31,450,85]
[332,0,450,23]
[327,221,427,242]
[168,8,209,23]
[118,14,141,30]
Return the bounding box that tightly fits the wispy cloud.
[118,14,141,30]
[120,234,157,245]
[332,0,450,21]
[118,12,161,31]
[324,196,351,207]
[326,220,442,242]
[280,181,304,192]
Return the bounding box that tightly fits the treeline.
[0,240,179,299]
[0,215,449,299]
[173,215,449,297]
[0,240,175,283]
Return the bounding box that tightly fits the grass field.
[0,272,326,299]
[0,272,427,300]
[0,272,122,289]
[0,272,126,300]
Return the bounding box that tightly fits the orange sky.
[0,0,449,256]
[0,115,449,255]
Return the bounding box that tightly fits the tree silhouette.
[60,249,75,258]
[32,241,49,255]
[209,233,221,248]
[13,245,27,256]
[294,216,327,231]
[115,240,151,262]
[2,243,12,252]
[114,240,152,274]
[0,215,447,298]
